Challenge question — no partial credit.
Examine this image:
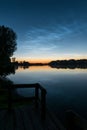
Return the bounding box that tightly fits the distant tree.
[0,25,17,58]
[12,57,16,62]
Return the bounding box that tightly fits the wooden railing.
[7,83,47,120]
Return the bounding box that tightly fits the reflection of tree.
[0,64,15,77]
[0,60,16,89]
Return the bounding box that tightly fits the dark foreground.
[1,83,87,130]
[0,105,65,130]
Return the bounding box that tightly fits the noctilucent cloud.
[0,0,87,62]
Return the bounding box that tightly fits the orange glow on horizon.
[15,58,52,63]
[15,57,87,63]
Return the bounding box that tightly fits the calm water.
[8,66,87,121]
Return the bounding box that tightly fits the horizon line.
[11,58,87,64]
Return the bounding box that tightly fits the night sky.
[0,0,87,63]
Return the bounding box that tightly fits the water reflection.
[8,66,87,120]
[0,63,16,89]
[16,65,51,72]
[15,65,87,72]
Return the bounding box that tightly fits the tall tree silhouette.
[0,25,17,66]
[0,25,17,76]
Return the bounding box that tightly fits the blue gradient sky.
[0,0,87,62]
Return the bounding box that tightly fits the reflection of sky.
[0,0,87,62]
[8,65,87,118]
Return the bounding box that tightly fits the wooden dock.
[0,83,66,130]
[0,105,66,130]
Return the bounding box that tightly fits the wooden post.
[41,89,46,120]
[35,86,39,108]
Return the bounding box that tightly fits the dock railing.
[7,83,47,120]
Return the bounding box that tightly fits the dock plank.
[19,106,35,130]
[5,112,15,130]
[25,105,44,130]
[14,108,25,130]
[0,109,8,130]
[0,105,65,130]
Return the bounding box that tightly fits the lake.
[7,65,87,122]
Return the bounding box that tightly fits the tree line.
[49,59,87,69]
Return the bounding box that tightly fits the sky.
[0,0,87,63]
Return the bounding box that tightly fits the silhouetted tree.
[0,25,17,59]
[0,25,17,76]
[49,59,87,69]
